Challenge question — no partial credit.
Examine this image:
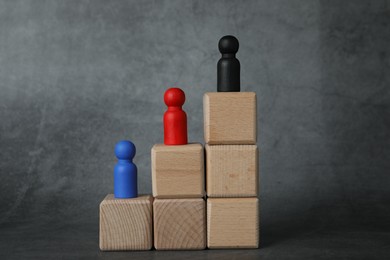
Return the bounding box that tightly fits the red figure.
[164,88,188,145]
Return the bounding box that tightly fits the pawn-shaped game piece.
[164,88,188,145]
[217,35,240,92]
[114,140,138,198]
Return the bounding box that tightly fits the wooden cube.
[203,92,257,144]
[207,198,259,249]
[153,198,206,250]
[206,144,258,197]
[99,194,153,251]
[151,143,204,198]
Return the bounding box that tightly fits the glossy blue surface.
[114,141,138,198]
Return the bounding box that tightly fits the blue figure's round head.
[115,140,136,160]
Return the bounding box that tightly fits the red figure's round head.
[164,88,185,107]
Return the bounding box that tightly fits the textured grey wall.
[0,0,389,252]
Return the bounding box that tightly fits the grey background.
[0,0,389,259]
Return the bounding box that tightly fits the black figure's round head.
[218,35,239,54]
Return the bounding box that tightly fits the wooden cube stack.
[151,143,206,250]
[204,92,259,249]
[100,35,260,252]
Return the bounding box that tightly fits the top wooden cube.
[203,92,257,144]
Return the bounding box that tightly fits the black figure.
[217,35,240,92]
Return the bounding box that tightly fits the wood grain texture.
[154,198,206,250]
[206,144,258,197]
[203,92,257,144]
[99,194,153,251]
[207,198,259,249]
[151,143,204,198]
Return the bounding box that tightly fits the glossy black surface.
[218,35,240,92]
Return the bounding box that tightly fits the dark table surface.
[1,217,389,260]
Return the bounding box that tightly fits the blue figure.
[114,140,138,198]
